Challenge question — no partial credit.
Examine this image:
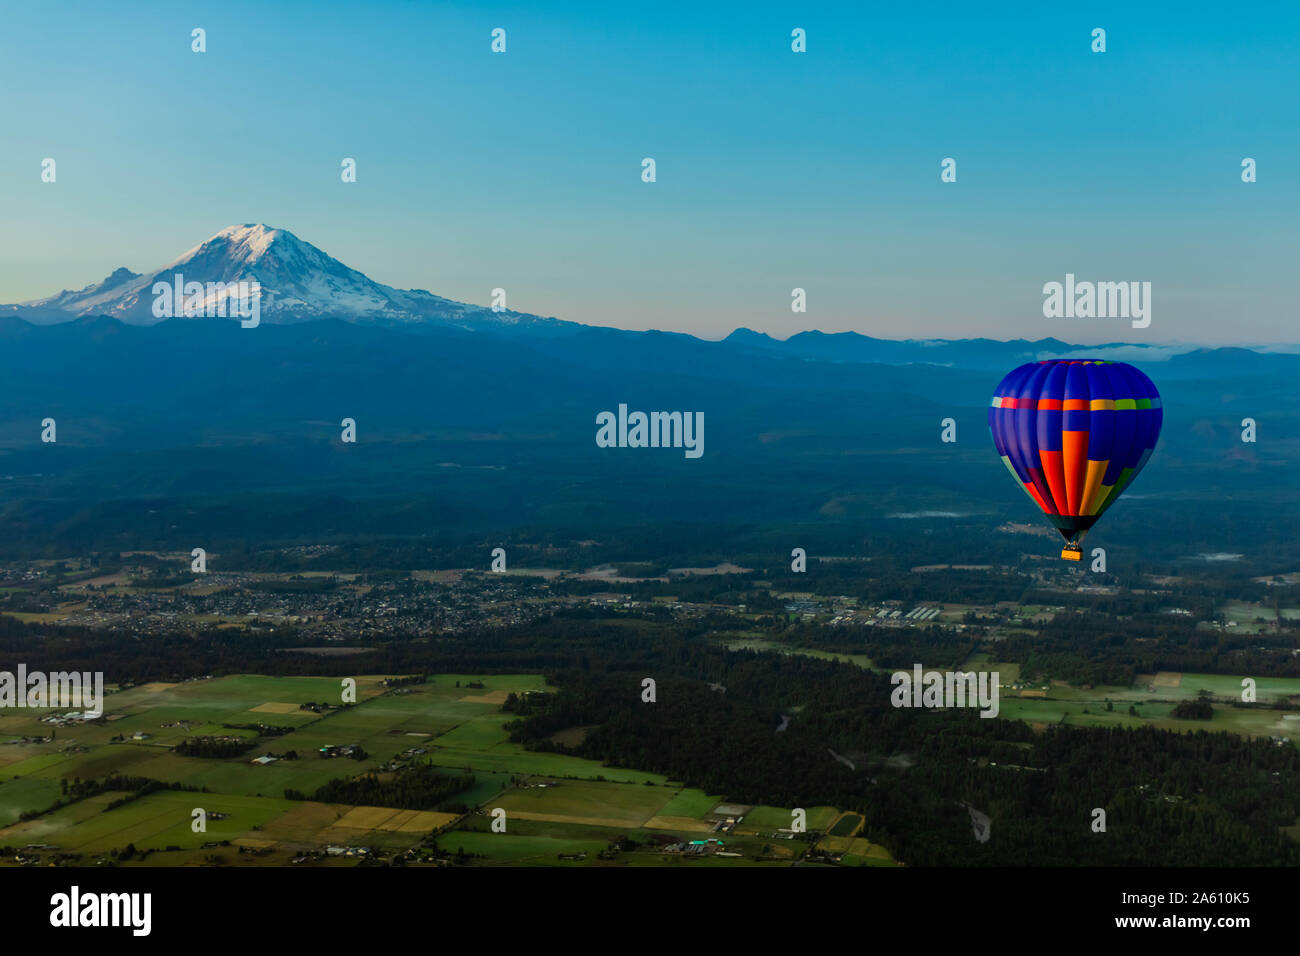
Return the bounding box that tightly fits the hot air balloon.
[988,359,1161,561]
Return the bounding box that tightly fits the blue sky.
[1,1,1295,343]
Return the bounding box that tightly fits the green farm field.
[993,669,1300,743]
[717,634,875,670]
[0,673,850,867]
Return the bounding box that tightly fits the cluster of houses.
[7,734,55,745]
[61,568,574,639]
[869,604,942,624]
[706,806,746,830]
[318,743,361,759]
[39,711,99,727]
[13,844,60,865]
[662,838,734,857]
[324,845,371,858]
[287,845,380,864]
[784,599,825,617]
[106,731,151,743]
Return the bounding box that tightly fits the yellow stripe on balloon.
[1083,465,1112,515]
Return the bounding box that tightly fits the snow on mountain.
[31,266,144,314]
[5,224,562,330]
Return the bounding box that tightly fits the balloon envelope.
[988,359,1161,545]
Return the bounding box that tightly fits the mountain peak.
[221,223,279,236]
[5,225,565,332]
[213,223,287,253]
[174,224,299,269]
[104,266,141,285]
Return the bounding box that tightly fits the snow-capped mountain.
[3,224,563,330]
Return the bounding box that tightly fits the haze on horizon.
[0,1,1294,346]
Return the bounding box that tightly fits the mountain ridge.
[3,224,1297,370]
